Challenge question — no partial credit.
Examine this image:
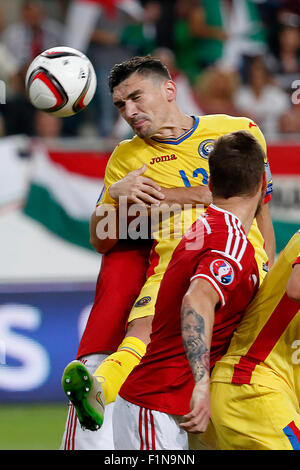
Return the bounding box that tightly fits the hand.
[108,165,165,206]
[179,381,210,433]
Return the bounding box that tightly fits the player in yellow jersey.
[210,230,300,450]
[61,56,275,447]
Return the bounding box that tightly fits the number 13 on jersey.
[179,168,209,187]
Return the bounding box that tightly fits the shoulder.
[113,135,146,153]
[205,210,251,268]
[106,135,148,172]
[200,113,257,132]
[202,113,267,153]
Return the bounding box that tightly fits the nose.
[124,100,138,120]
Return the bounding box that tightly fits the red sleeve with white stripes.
[190,252,242,307]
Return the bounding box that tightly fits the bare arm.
[286,263,300,303]
[160,185,212,207]
[89,201,151,254]
[256,202,276,268]
[108,164,165,206]
[89,205,119,254]
[90,165,212,253]
[180,278,219,433]
[90,165,164,253]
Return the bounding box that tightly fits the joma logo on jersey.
[149,154,177,165]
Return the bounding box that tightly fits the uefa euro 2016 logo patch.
[134,296,151,307]
[198,139,215,159]
[210,259,234,285]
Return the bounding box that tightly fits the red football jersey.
[119,204,259,416]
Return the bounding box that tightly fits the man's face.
[182,313,206,356]
[112,72,173,139]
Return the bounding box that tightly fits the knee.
[126,316,154,345]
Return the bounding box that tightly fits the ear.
[261,171,267,194]
[163,80,177,102]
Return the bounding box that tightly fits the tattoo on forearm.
[181,306,210,382]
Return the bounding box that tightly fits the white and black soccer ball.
[25,46,97,117]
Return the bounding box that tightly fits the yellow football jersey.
[211,230,300,398]
[97,114,272,283]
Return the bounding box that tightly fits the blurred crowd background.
[1,0,300,142]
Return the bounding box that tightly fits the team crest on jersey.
[210,259,234,285]
[134,296,151,307]
[198,139,215,159]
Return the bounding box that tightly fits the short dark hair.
[108,55,172,93]
[208,130,265,199]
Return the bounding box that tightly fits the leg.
[61,281,160,432]
[94,238,182,397]
[60,354,114,450]
[62,239,178,431]
[113,395,188,450]
[92,277,162,405]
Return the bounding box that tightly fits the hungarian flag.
[267,144,300,253]
[23,144,110,250]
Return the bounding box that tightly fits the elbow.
[89,234,108,254]
[90,233,118,254]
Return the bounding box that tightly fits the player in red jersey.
[110,130,267,449]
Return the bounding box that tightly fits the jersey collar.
[209,203,243,228]
[151,116,199,145]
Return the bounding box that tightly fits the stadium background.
[0,0,300,449]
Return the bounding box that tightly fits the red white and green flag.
[23,144,110,250]
[268,143,300,252]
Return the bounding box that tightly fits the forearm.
[90,203,151,253]
[180,294,213,433]
[160,185,212,207]
[181,299,213,384]
[90,205,119,254]
[180,279,218,433]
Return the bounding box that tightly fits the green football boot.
[62,360,105,431]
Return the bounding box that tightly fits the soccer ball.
[25,46,97,117]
